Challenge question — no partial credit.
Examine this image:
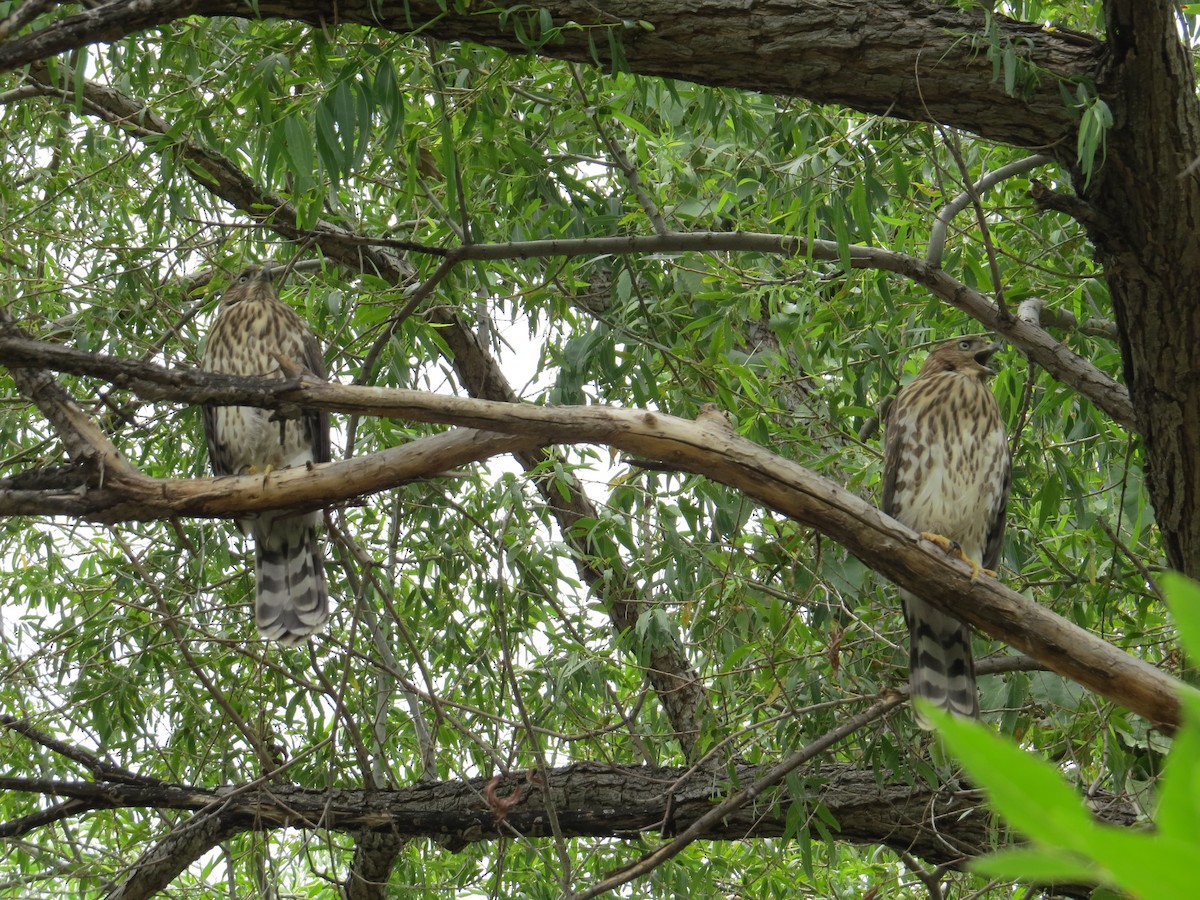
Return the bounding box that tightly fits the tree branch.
[0,714,159,786]
[0,308,141,481]
[107,809,246,900]
[0,756,1138,872]
[0,1,1100,150]
[344,829,405,900]
[569,693,905,900]
[926,153,1054,269]
[0,364,1182,729]
[0,230,1136,432]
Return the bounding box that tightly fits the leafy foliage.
[0,1,1183,897]
[931,573,1200,899]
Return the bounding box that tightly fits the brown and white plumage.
[882,335,1010,721]
[201,264,331,645]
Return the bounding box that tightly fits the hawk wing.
[301,327,331,465]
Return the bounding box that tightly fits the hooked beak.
[974,341,1004,373]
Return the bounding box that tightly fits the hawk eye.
[238,273,251,283]
[958,340,972,350]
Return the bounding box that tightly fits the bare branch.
[926,153,1053,268]
[0,363,1181,729]
[0,714,158,786]
[0,798,94,839]
[1017,297,1118,340]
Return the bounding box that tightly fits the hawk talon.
[918,531,960,555]
[919,531,991,581]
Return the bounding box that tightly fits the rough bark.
[0,761,1139,872]
[344,830,406,900]
[0,1,1099,151]
[1087,1,1200,575]
[107,810,246,900]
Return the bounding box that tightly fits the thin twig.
[0,714,158,785]
[570,65,669,235]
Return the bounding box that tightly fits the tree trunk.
[1087,0,1200,575]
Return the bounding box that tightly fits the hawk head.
[219,264,276,309]
[918,335,1003,380]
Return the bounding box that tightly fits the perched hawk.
[201,265,331,645]
[882,335,1010,720]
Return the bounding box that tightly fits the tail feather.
[253,511,329,645]
[902,591,979,724]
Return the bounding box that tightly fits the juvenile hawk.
[882,335,1010,720]
[201,265,331,645]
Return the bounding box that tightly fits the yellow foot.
[918,532,993,581]
[240,463,275,485]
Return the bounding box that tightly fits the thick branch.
[107,811,245,900]
[0,1,1100,150]
[0,759,1138,871]
[1090,0,1200,575]
[0,373,1182,728]
[344,830,405,900]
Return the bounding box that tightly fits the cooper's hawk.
[882,335,1010,720]
[201,264,331,644]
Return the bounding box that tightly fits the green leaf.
[925,706,1097,851]
[282,112,316,191]
[972,848,1101,884]
[1160,572,1200,663]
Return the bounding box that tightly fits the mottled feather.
[201,264,331,644]
[882,335,1010,721]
